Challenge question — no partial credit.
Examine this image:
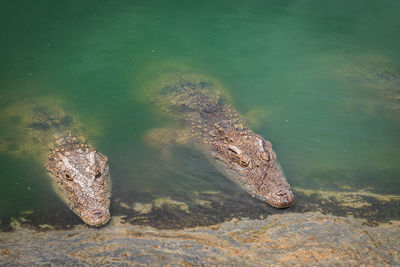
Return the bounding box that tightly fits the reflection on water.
[1,0,400,230]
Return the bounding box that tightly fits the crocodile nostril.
[84,209,110,227]
[240,155,251,167]
[275,190,288,196]
[91,209,103,216]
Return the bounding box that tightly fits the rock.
[0,212,398,266]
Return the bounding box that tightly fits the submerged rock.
[0,212,398,266]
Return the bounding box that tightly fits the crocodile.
[338,54,400,111]
[0,98,111,227]
[146,72,294,208]
[314,53,400,116]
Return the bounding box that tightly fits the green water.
[1,0,400,229]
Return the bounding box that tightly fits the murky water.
[1,0,399,230]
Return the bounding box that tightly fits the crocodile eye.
[261,151,270,162]
[260,139,276,162]
[64,172,73,181]
[262,140,272,151]
[228,145,251,167]
[239,154,251,167]
[228,145,241,154]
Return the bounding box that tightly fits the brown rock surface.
[1,212,398,266]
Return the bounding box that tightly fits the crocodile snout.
[273,189,295,208]
[83,208,110,227]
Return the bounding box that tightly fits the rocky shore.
[1,212,399,266]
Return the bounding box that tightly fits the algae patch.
[154,197,190,213]
[133,202,153,214]
[294,187,400,209]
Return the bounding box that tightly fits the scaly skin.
[0,98,111,227]
[149,73,294,208]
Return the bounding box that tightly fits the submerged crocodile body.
[343,55,400,110]
[0,98,111,227]
[148,73,294,208]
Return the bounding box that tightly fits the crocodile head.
[212,122,294,208]
[46,143,111,227]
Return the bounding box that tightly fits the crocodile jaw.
[81,204,111,227]
[259,163,295,208]
[265,187,295,208]
[46,143,111,227]
[211,127,295,208]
